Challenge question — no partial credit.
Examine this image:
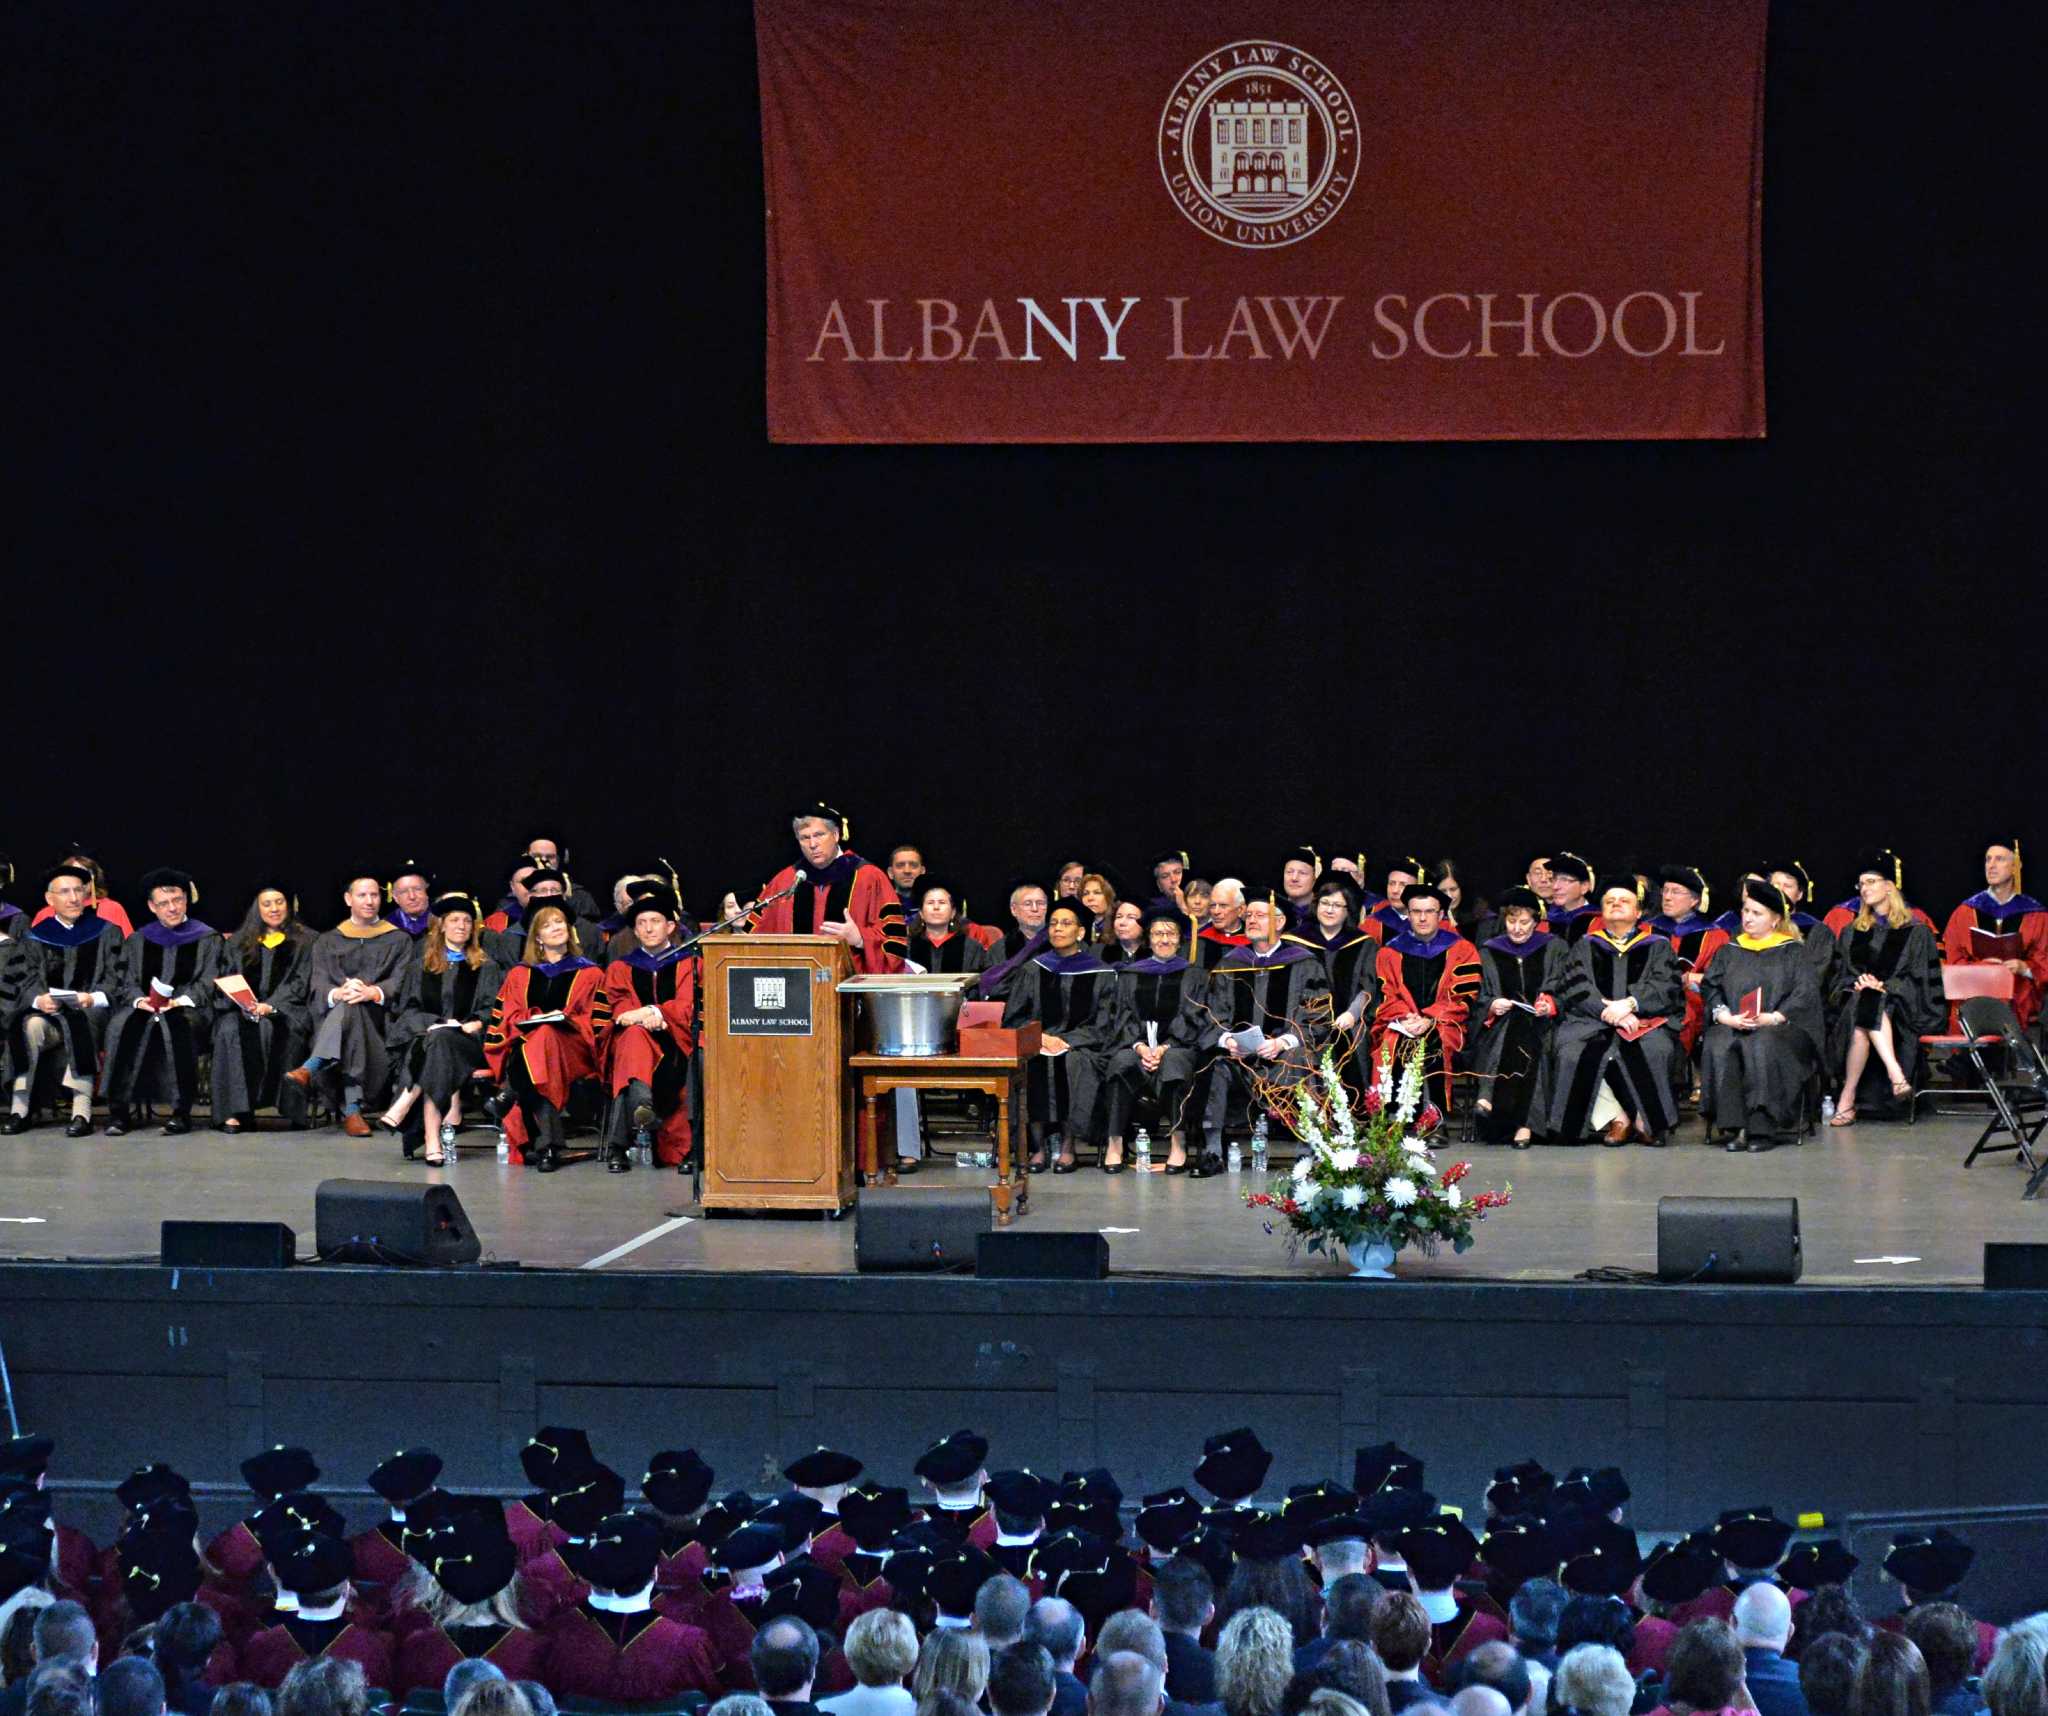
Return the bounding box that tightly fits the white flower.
[1444,1183,1462,1209]
[1328,1148,1360,1173]
[1293,1156,1315,1182]
[1339,1186,1365,1210]
[1401,1136,1429,1156]
[1384,1176,1418,1208]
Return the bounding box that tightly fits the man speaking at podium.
[750,802,907,974]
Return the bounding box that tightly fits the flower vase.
[1345,1236,1399,1278]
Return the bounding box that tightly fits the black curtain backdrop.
[14,3,2038,928]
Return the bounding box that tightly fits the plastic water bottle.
[1134,1128,1152,1172]
[496,1129,510,1163]
[1227,1137,1243,1173]
[439,1122,458,1166]
[1251,1113,1269,1174]
[1819,1095,1835,1120]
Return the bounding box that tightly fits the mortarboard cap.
[1639,1535,1725,1606]
[716,1521,788,1574]
[118,1529,202,1621]
[367,1448,443,1506]
[1195,1428,1272,1502]
[1226,1508,1301,1563]
[565,1510,661,1595]
[1486,1460,1555,1518]
[1400,884,1451,913]
[1174,1522,1236,1588]
[1396,1514,1483,1589]
[1493,887,1544,920]
[429,1509,518,1607]
[0,1437,54,1480]
[1559,1518,1644,1597]
[753,1492,827,1550]
[1352,1442,1426,1497]
[253,1491,345,1557]
[1549,854,1593,885]
[547,1465,626,1536]
[1361,1487,1438,1540]
[1883,1528,1975,1594]
[693,1491,763,1552]
[1134,1488,1204,1554]
[986,1471,1057,1523]
[915,1429,990,1486]
[116,1463,190,1511]
[271,1529,353,1597]
[627,887,681,923]
[643,1450,716,1517]
[1302,1513,1375,1551]
[1779,1539,1860,1589]
[760,1554,846,1630]
[1658,866,1708,899]
[521,1426,596,1491]
[839,1485,915,1550]
[429,891,485,922]
[1479,1516,1562,1585]
[926,1545,1001,1618]
[240,1445,319,1502]
[1709,1505,1795,1572]
[1284,1483,1360,1533]
[784,1447,863,1489]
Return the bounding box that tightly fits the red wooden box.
[958,1022,1041,1059]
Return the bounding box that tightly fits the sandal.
[1890,1076,1913,1098]
[423,1148,446,1167]
[1827,1108,1857,1127]
[221,1117,243,1135]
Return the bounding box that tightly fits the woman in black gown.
[210,883,315,1134]
[1288,876,1378,1094]
[1469,886,1568,1146]
[998,898,1120,1172]
[380,892,505,1165]
[1701,877,1825,1152]
[1828,855,1943,1124]
[1104,910,1213,1172]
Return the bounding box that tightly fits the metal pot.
[838,973,979,1056]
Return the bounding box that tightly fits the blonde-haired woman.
[1700,877,1824,1153]
[379,892,505,1165]
[483,903,611,1172]
[1215,1607,1295,1716]
[390,1510,545,1695]
[911,1629,989,1716]
[1829,853,1942,1124]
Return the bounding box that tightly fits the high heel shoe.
[1100,1153,1126,1175]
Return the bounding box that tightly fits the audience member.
[1157,1559,1219,1704]
[1733,1585,1807,1716]
[978,1579,1033,1650]
[825,1612,919,1716]
[207,1689,272,1716]
[1980,1622,2046,1716]
[1793,1591,1870,1662]
[1549,1645,1635,1716]
[1300,1644,1390,1716]
[1372,1597,1435,1714]
[101,1659,168,1716]
[444,1663,507,1709]
[515,1687,556,1716]
[1447,1689,1509,1716]
[757,1618,826,1716]
[1218,1611,1298,1716]
[1299,1578,1383,1675]
[1027,1602,1088,1716]
[1855,1635,1932,1716]
[451,1685,533,1716]
[275,1661,368,1716]
[153,1603,228,1716]
[913,1631,991,1716]
[1653,1621,1749,1716]
[1451,1644,1531,1716]
[1798,1636,1869,1716]
[1092,1653,1169,1716]
[989,1646,1059,1716]
[1902,1607,1985,1716]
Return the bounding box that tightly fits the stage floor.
[1,1109,2041,1283]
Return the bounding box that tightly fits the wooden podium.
[700,935,856,1212]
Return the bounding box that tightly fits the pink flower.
[1361,1088,1384,1115]
[1418,1103,1443,1133]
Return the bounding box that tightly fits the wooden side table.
[847,1051,1030,1224]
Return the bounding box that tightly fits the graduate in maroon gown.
[602,887,696,1174]
[205,1446,321,1600]
[750,803,907,975]
[391,1504,551,1696]
[349,1448,445,1623]
[98,1524,242,1680]
[915,1430,998,1548]
[1631,1536,1726,1676]
[1880,1529,2001,1673]
[543,1511,722,1703]
[642,1450,718,1597]
[821,1487,915,1628]
[483,905,612,1171]
[235,1528,394,1690]
[1395,1514,1508,1685]
[0,1437,95,1604]
[1941,839,2048,1029]
[1371,885,1482,1106]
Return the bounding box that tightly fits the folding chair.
[1954,996,2048,1187]
[1909,964,2014,1123]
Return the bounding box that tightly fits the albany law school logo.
[1158,40,1358,248]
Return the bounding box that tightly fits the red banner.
[757,0,1765,443]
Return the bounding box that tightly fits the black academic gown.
[1288,927,1380,1090]
[1469,932,1570,1141]
[904,930,991,974]
[1002,951,1121,1142]
[1537,929,1685,1141]
[100,923,227,1108]
[1828,917,1943,1110]
[392,949,506,1124]
[1105,957,1214,1137]
[211,934,315,1120]
[7,912,125,1087]
[307,922,418,1101]
[1700,937,1825,1136]
[1201,942,1332,1133]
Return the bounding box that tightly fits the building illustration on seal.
[1208,99,1309,206]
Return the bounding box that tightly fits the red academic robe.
[483,962,612,1156]
[541,1604,722,1704]
[677,1587,761,1689]
[1629,1616,1679,1676]
[1941,893,2048,1029]
[392,1622,551,1699]
[656,1537,712,1598]
[604,951,697,1167]
[1371,933,1482,1103]
[204,1518,269,1588]
[347,1523,415,1623]
[806,1521,856,1583]
[234,1618,395,1691]
[1659,921,1730,1055]
[1424,1604,1510,1686]
[504,1498,562,1566]
[751,856,906,975]
[1669,1586,1737,1627]
[513,1542,590,1628]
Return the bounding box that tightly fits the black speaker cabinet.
[1658,1196,1801,1283]
[1985,1243,2048,1290]
[161,1220,296,1269]
[977,1229,1109,1279]
[855,1186,988,1271]
[315,1179,481,1266]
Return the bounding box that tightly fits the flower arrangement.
[1243,1038,1511,1264]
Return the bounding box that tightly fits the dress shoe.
[1164,1159,1189,1175]
[162,1116,191,1136]
[894,1155,922,1175]
[342,1112,373,1138]
[1100,1156,1126,1175]
[0,1115,27,1136]
[1599,1116,1632,1146]
[1186,1154,1225,1179]
[284,1066,314,1091]
[1051,1158,1079,1174]
[535,1147,561,1174]
[64,1116,93,1138]
[606,1148,631,1174]
[104,1114,129,1138]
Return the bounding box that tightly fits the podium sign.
[700,935,854,1211]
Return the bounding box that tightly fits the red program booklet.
[1971,926,2023,963]
[214,974,260,1013]
[1617,1015,1667,1042]
[1738,987,1764,1022]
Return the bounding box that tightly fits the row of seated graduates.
[0,1424,2008,1712]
